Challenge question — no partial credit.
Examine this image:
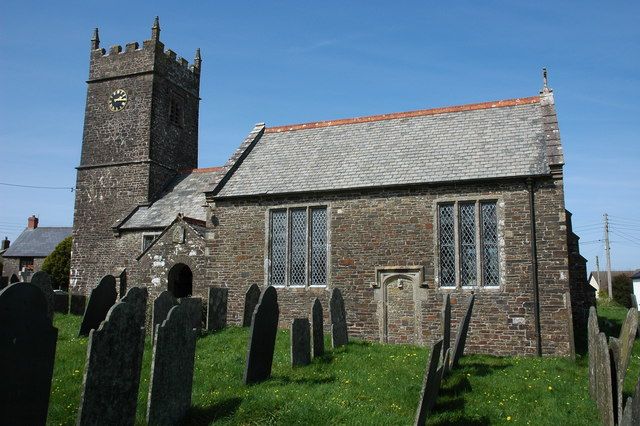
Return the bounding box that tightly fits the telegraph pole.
[596,255,601,294]
[604,213,613,298]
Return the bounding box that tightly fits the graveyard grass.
[48,308,640,426]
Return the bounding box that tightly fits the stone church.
[70,20,593,357]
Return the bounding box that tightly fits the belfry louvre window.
[169,97,184,127]
[268,206,328,287]
[438,201,499,288]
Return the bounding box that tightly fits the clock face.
[108,89,128,112]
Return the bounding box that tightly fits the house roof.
[632,270,640,279]
[588,270,638,285]
[3,227,72,258]
[213,92,562,199]
[118,167,224,230]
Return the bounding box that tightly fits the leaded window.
[437,200,500,288]
[268,206,328,287]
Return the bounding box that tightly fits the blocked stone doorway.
[167,263,192,298]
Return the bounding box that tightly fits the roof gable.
[3,227,72,257]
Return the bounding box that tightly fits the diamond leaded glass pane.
[439,204,456,287]
[459,203,477,286]
[270,210,287,286]
[290,209,307,286]
[310,207,327,286]
[481,202,499,286]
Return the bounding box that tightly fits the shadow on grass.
[271,374,336,385]
[183,397,243,425]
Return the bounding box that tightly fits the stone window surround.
[141,232,162,252]
[263,203,331,289]
[433,196,505,291]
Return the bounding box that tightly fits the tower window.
[169,97,184,127]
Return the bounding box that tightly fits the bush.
[42,236,72,291]
[612,274,633,308]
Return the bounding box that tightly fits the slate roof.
[3,227,72,257]
[119,167,224,230]
[588,270,637,285]
[214,94,561,198]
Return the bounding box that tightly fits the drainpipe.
[527,178,542,356]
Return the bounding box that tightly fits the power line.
[0,182,74,191]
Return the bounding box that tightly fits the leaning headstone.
[243,284,261,327]
[31,271,54,321]
[243,286,279,384]
[330,288,348,348]
[588,306,599,400]
[612,307,639,420]
[122,286,149,331]
[179,297,203,334]
[0,283,58,425]
[291,318,311,367]
[595,332,615,426]
[441,347,452,377]
[70,293,86,315]
[118,268,127,300]
[78,274,117,336]
[450,294,475,369]
[152,291,178,337]
[311,298,324,358]
[609,337,622,424]
[414,339,444,425]
[54,289,69,314]
[77,301,145,425]
[441,293,451,357]
[147,304,197,426]
[206,287,228,332]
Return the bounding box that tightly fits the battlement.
[88,18,201,85]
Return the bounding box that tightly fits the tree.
[42,236,71,291]
[612,274,633,308]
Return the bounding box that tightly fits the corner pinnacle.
[194,48,202,68]
[91,28,100,50]
[151,16,160,41]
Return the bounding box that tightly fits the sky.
[0,1,638,269]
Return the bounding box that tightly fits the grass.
[47,306,640,425]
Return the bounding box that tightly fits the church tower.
[70,18,201,293]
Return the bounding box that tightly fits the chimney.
[27,215,39,229]
[1,237,9,250]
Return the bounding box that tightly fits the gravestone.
[118,268,127,300]
[0,283,58,425]
[441,347,451,377]
[77,301,145,426]
[54,289,69,314]
[206,287,228,332]
[620,397,633,426]
[243,286,279,384]
[31,271,54,321]
[613,307,638,420]
[330,288,348,348]
[311,298,324,357]
[152,291,178,337]
[588,306,599,399]
[10,274,19,283]
[441,294,451,357]
[0,276,8,290]
[291,318,311,367]
[70,293,86,315]
[122,286,148,332]
[147,304,197,426]
[450,294,475,369]
[179,297,202,334]
[79,275,117,336]
[595,332,615,426]
[243,284,261,327]
[414,339,444,425]
[630,374,640,424]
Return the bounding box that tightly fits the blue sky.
[1,1,638,269]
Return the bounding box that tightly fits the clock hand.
[114,97,127,102]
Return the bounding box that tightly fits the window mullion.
[286,209,291,287]
[453,202,461,288]
[476,201,482,287]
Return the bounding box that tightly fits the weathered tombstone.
[450,294,475,369]
[78,274,117,337]
[609,337,622,424]
[77,301,145,425]
[152,291,178,337]
[54,289,69,314]
[588,306,599,400]
[70,293,86,315]
[0,276,8,290]
[10,274,19,283]
[330,288,348,348]
[291,318,311,367]
[118,268,127,300]
[311,298,324,358]
[206,287,228,332]
[147,304,197,426]
[31,271,54,321]
[414,339,444,425]
[620,397,633,426]
[243,286,279,384]
[121,286,149,331]
[441,293,451,357]
[631,373,640,424]
[0,283,58,425]
[612,307,639,420]
[441,347,451,377]
[179,296,203,334]
[595,332,615,426]
[243,284,261,327]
